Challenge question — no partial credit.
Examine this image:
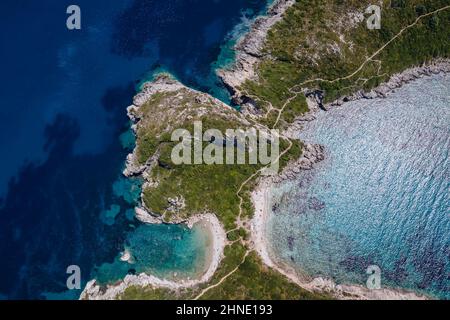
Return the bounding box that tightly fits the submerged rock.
[307,197,325,211]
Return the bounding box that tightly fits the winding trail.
[195,131,293,299]
[273,5,450,129]
[296,5,450,88]
[194,250,251,300]
[192,4,450,300]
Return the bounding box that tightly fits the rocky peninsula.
[82,0,450,300]
[217,0,296,105]
[81,72,318,300]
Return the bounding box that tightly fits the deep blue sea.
[0,0,270,299]
[268,74,450,299]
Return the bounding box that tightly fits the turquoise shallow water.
[0,0,274,299]
[94,223,210,284]
[268,74,450,299]
[94,128,211,284]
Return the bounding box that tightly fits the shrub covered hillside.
[240,0,450,128]
[117,0,449,300]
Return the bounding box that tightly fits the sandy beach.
[80,213,227,300]
[247,61,450,301]
[81,0,449,300]
[247,63,450,300]
[250,178,429,300]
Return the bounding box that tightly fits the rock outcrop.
[330,59,450,107]
[217,0,296,105]
[272,143,325,184]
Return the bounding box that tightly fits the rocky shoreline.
[81,74,231,300]
[284,59,450,135]
[123,73,247,224]
[248,64,450,301]
[123,74,186,178]
[123,73,244,176]
[80,213,227,300]
[329,59,450,107]
[271,143,325,183]
[81,0,449,298]
[217,0,295,104]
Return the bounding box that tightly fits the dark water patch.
[0,118,124,298]
[110,0,269,100]
[0,82,136,299]
[0,0,274,299]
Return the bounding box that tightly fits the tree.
[428,15,440,31]
[415,5,427,17]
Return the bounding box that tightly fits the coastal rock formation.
[127,76,263,221]
[134,207,162,224]
[329,60,450,107]
[83,0,450,300]
[124,74,245,176]
[133,75,185,107]
[123,152,147,177]
[123,75,186,177]
[272,143,325,184]
[217,0,296,105]
[282,60,450,138]
[81,213,227,300]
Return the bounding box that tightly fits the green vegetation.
[197,249,329,300]
[121,78,328,300]
[144,150,262,230]
[132,87,301,230]
[118,0,449,301]
[120,243,331,300]
[241,0,450,128]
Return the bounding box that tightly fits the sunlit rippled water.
[268,73,450,299]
